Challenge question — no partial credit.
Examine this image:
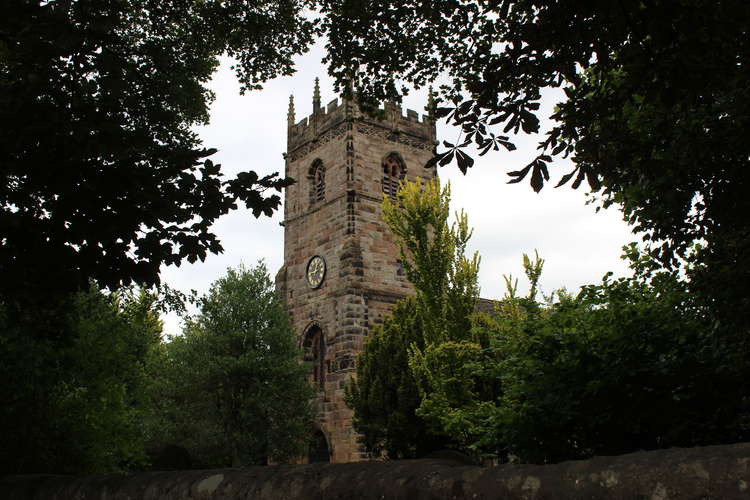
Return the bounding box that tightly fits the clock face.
[306,255,326,288]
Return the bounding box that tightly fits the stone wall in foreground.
[3,442,749,499]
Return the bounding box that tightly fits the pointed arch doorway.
[308,429,330,463]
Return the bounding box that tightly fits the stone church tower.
[275,80,437,463]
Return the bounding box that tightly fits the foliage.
[146,262,314,467]
[382,179,479,345]
[321,0,750,326]
[345,297,445,458]
[0,0,315,300]
[376,175,748,462]
[439,248,750,463]
[0,286,162,474]
[379,179,488,454]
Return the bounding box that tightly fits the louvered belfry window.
[382,153,405,199]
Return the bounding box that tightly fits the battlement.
[292,98,432,129]
[287,82,436,154]
[290,97,349,133]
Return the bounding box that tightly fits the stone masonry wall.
[5,442,749,499]
[277,92,437,462]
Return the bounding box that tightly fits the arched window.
[309,160,325,203]
[382,153,406,199]
[302,324,326,390]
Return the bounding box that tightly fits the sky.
[159,40,636,335]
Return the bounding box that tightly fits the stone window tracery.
[382,153,406,199]
[309,159,325,203]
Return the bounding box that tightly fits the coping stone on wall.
[2,442,749,499]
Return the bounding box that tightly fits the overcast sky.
[159,40,636,335]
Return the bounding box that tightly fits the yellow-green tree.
[382,179,480,345]
[381,179,492,453]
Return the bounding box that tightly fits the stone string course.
[3,442,749,499]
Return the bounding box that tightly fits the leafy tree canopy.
[378,179,490,455]
[349,179,485,458]
[1,0,315,300]
[145,262,314,467]
[382,179,479,346]
[0,286,163,474]
[346,297,446,458]
[372,180,748,462]
[465,247,750,463]
[321,0,750,308]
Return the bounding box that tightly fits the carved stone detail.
[288,122,348,162]
[356,123,433,151]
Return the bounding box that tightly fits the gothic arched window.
[302,325,326,390]
[309,160,325,203]
[382,153,406,199]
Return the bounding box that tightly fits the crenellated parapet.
[287,86,436,155]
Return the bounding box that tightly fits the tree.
[345,297,445,458]
[375,177,748,462]
[379,179,491,455]
[381,179,479,346]
[146,262,314,467]
[0,286,163,474]
[320,0,750,328]
[432,248,749,463]
[0,0,315,301]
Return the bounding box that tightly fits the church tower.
[275,80,437,462]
